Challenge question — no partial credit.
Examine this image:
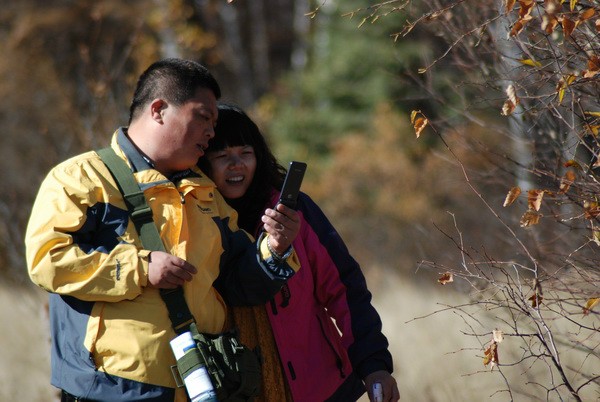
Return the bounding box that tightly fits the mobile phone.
[277,161,307,210]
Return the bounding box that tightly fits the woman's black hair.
[197,102,287,233]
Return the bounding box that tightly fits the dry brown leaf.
[596,18,600,32]
[584,200,600,219]
[501,84,520,115]
[437,272,454,285]
[501,99,517,116]
[410,110,429,138]
[503,186,522,207]
[510,18,527,36]
[562,16,576,37]
[528,189,545,211]
[544,0,559,15]
[580,8,595,21]
[506,84,517,104]
[583,298,600,315]
[529,293,543,307]
[564,159,583,170]
[582,56,600,78]
[590,55,600,71]
[542,14,559,34]
[558,170,576,194]
[520,210,541,227]
[519,0,534,18]
[506,0,516,13]
[483,341,499,367]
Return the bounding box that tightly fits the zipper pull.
[179,192,186,204]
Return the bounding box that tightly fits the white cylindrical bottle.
[170,331,218,402]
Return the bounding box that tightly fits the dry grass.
[3,270,596,401]
[0,281,57,401]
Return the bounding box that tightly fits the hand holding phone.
[277,161,307,210]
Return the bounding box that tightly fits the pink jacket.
[265,192,393,401]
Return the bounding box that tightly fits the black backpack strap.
[97,146,194,334]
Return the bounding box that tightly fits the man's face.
[159,87,218,174]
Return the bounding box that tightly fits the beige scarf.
[231,305,293,402]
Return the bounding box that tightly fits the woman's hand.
[261,203,301,255]
[365,370,400,402]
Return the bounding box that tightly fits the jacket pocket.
[316,313,346,379]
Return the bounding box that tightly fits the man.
[25,58,300,401]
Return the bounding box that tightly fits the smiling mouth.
[226,176,244,184]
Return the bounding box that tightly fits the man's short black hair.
[128,58,221,124]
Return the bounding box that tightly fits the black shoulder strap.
[97,146,194,334]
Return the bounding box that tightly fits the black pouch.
[189,323,262,402]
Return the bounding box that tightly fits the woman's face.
[206,145,257,199]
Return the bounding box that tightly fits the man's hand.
[261,203,300,255]
[365,370,400,402]
[147,251,198,288]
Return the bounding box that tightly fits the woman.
[198,103,399,402]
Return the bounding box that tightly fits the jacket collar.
[116,127,200,182]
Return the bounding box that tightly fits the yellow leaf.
[592,229,600,246]
[518,58,542,67]
[558,87,565,103]
[583,298,599,315]
[437,272,454,285]
[570,0,577,11]
[503,186,522,207]
[418,67,427,74]
[410,110,418,123]
[556,75,575,103]
[585,111,600,117]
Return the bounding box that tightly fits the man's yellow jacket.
[25,129,299,401]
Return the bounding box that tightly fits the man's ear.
[150,99,167,122]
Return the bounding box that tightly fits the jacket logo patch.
[197,205,212,214]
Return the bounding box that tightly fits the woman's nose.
[228,156,243,168]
